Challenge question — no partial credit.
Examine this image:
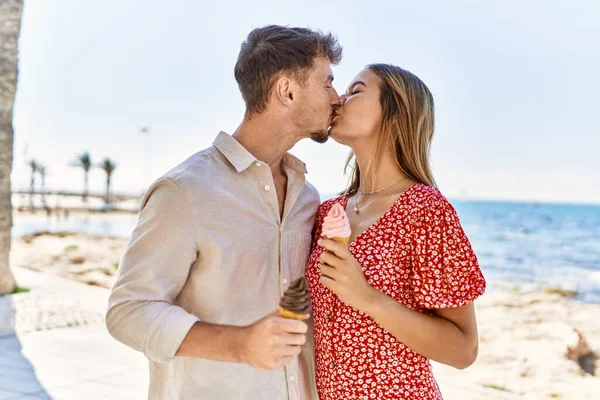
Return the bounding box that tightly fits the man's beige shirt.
[106,131,320,399]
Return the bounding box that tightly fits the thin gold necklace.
[352,176,407,214]
[358,176,407,195]
[352,192,379,214]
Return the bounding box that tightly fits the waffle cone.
[331,236,350,247]
[278,306,309,321]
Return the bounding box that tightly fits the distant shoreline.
[13,191,600,209]
[14,207,138,215]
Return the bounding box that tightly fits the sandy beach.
[9,232,600,399]
[12,232,127,289]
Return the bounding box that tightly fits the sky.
[11,0,600,204]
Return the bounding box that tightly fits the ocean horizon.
[11,197,600,303]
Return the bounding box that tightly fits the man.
[106,25,342,399]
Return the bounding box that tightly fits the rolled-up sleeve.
[106,177,200,363]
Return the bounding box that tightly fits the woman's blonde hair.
[343,63,437,195]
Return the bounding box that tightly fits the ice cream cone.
[331,236,350,247]
[322,203,351,246]
[278,306,309,321]
[279,277,311,320]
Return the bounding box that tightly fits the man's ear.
[275,77,294,107]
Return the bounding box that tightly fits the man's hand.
[240,311,308,369]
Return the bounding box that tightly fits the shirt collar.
[212,131,257,173]
[212,131,308,174]
[282,153,308,174]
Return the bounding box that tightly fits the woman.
[305,64,486,399]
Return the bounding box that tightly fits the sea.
[11,197,600,303]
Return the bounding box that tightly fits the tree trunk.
[105,176,111,205]
[83,171,88,202]
[0,0,23,295]
[29,174,34,212]
[41,176,46,209]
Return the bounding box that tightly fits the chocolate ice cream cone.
[278,306,309,321]
[279,277,311,320]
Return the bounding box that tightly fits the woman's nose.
[338,94,348,105]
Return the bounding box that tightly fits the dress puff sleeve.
[410,194,486,309]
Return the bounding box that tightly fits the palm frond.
[98,158,117,175]
[29,160,39,173]
[70,151,92,172]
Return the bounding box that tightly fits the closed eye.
[346,81,366,96]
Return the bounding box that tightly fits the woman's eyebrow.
[346,81,367,93]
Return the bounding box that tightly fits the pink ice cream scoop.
[321,203,352,246]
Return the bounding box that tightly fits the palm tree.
[98,158,117,206]
[70,151,92,202]
[0,0,23,295]
[38,165,47,209]
[28,160,38,212]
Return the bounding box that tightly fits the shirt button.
[327,312,333,321]
[289,375,296,382]
[255,162,262,167]
[264,185,271,191]
[283,278,288,285]
[330,361,335,368]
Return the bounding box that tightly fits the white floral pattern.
[305,184,486,400]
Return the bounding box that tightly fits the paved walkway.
[0,267,148,400]
[0,267,520,399]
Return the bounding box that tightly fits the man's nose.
[331,91,341,107]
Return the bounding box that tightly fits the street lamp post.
[140,126,152,189]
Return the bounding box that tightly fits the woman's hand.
[318,238,378,312]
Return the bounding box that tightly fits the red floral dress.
[305,183,486,400]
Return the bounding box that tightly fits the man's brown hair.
[234,25,342,116]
